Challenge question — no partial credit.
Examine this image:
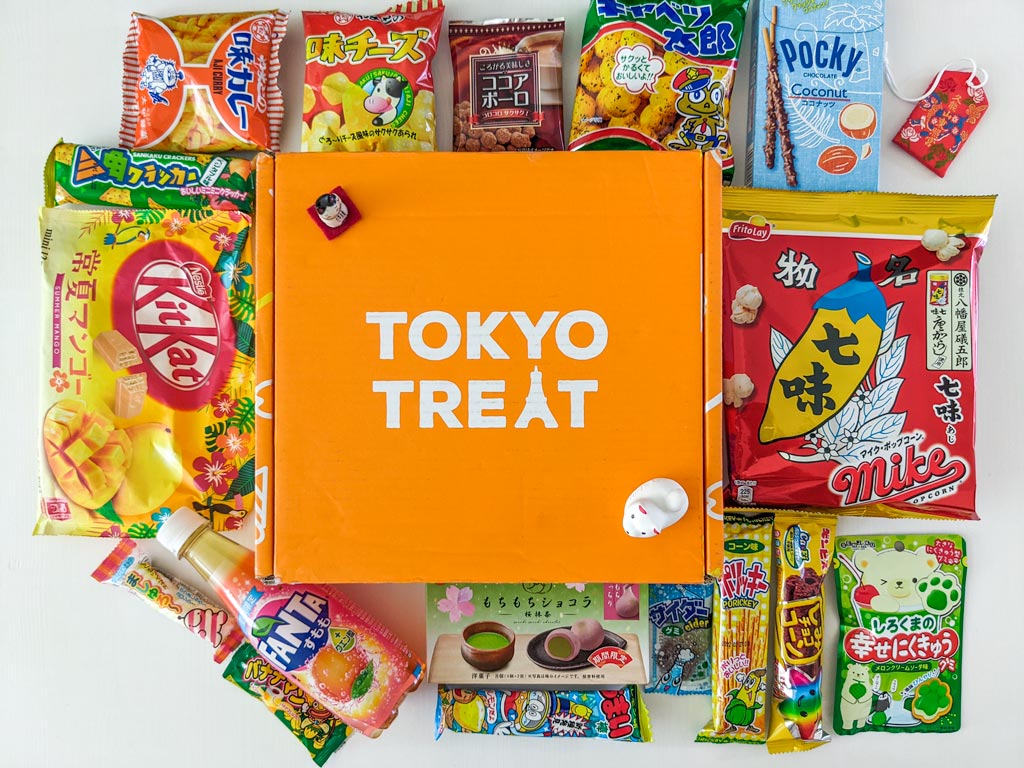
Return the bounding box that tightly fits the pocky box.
[37,208,256,537]
[46,142,254,214]
[426,583,649,689]
[723,188,996,519]
[834,534,966,734]
[746,0,885,191]
[436,685,652,741]
[646,582,713,695]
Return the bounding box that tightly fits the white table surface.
[3,1,1022,766]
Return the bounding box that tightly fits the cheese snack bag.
[120,11,289,152]
[302,2,445,152]
[37,207,255,536]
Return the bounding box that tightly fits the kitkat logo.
[113,241,234,409]
[728,217,771,241]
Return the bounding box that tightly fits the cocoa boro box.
[745,0,885,191]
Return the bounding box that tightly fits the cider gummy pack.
[37,207,256,537]
[722,189,995,519]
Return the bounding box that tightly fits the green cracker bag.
[567,0,750,181]
[46,142,254,213]
[834,534,966,734]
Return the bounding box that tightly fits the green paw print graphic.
[917,572,962,616]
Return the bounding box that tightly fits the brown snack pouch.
[450,19,565,152]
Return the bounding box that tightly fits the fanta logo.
[728,219,771,241]
[113,242,235,409]
[251,591,331,672]
[830,444,968,507]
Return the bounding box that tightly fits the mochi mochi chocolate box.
[746,0,885,191]
[253,151,723,584]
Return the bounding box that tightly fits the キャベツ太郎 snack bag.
[120,11,289,153]
[301,2,445,152]
[697,511,773,744]
[568,0,750,181]
[767,511,836,753]
[833,533,966,734]
[37,207,256,537]
[436,685,652,740]
[722,189,996,519]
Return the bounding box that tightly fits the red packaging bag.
[889,61,989,177]
[722,189,995,520]
[301,2,445,152]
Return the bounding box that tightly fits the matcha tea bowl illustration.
[461,621,516,671]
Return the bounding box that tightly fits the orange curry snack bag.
[120,11,289,152]
[301,2,445,152]
[37,207,256,537]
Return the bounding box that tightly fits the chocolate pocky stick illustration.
[762,7,796,186]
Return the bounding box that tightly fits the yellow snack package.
[37,207,255,537]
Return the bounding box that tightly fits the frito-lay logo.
[113,241,234,409]
[728,218,771,241]
[829,443,969,507]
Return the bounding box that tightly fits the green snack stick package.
[45,141,254,213]
[833,534,966,735]
[223,643,350,765]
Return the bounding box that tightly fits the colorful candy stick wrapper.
[646,581,713,695]
[696,511,773,744]
[36,207,255,537]
[436,685,652,741]
[91,539,244,663]
[833,533,966,734]
[223,643,350,765]
[767,511,836,753]
[46,142,254,214]
[722,189,996,520]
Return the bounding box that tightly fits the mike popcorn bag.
[37,207,256,537]
[722,189,994,519]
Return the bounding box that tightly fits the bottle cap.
[156,507,209,557]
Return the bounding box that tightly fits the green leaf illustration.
[93,500,123,526]
[251,616,281,638]
[351,662,374,700]
[234,317,255,358]
[126,522,157,539]
[229,282,256,323]
[227,457,256,497]
[135,209,164,226]
[204,421,228,453]
[231,396,256,434]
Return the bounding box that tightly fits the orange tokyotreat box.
[255,151,721,584]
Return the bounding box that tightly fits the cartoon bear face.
[846,663,870,686]
[855,542,939,605]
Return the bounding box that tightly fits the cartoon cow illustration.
[363,74,407,126]
[139,54,184,106]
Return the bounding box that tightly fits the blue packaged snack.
[436,685,652,741]
[646,581,713,695]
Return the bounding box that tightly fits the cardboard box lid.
[260,151,718,584]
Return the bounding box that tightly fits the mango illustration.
[43,399,132,509]
[759,252,887,443]
[111,423,183,518]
